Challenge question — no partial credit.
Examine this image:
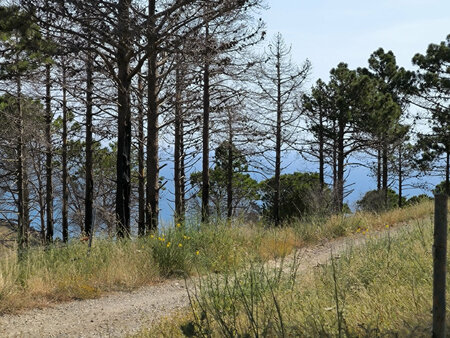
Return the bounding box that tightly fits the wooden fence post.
[433,193,448,338]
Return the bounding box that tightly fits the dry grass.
[258,228,303,260]
[141,212,449,337]
[0,200,438,314]
[293,199,434,243]
[0,240,159,314]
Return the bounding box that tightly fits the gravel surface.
[0,280,189,338]
[0,225,403,337]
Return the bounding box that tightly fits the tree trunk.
[146,0,159,232]
[17,76,28,257]
[23,165,30,246]
[84,51,94,237]
[377,147,381,191]
[38,175,45,244]
[318,107,324,191]
[62,63,69,242]
[137,73,146,236]
[446,151,449,195]
[226,125,233,220]
[115,0,132,238]
[398,144,403,208]
[382,141,388,208]
[332,120,338,211]
[45,63,53,244]
[201,21,210,224]
[336,121,345,212]
[274,50,282,226]
[174,59,185,224]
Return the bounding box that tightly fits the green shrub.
[357,188,404,212]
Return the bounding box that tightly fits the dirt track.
[0,226,400,337]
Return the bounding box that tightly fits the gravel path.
[0,226,402,337]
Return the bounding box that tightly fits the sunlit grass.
[0,200,438,314]
[141,214,448,337]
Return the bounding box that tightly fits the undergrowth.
[0,200,435,314]
[142,212,449,337]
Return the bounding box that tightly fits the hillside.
[0,215,418,337]
[0,201,446,337]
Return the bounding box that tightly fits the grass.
[141,210,449,337]
[0,200,436,314]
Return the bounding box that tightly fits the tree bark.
[201,20,211,224]
[446,151,449,195]
[336,121,345,212]
[45,63,53,244]
[38,174,45,244]
[398,144,403,208]
[382,141,388,208]
[137,73,146,236]
[115,0,132,238]
[226,125,233,220]
[318,107,324,191]
[332,120,338,211]
[274,48,282,226]
[174,59,185,224]
[146,0,159,232]
[17,76,28,257]
[62,63,69,242]
[84,51,94,237]
[377,147,381,191]
[23,166,30,246]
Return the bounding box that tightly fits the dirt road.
[0,226,398,337]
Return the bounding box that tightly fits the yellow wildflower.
[356,228,361,233]
[176,223,181,228]
[167,242,171,248]
[196,250,200,255]
[385,224,389,229]
[178,243,183,247]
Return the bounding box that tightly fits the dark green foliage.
[0,6,53,78]
[190,142,260,219]
[0,94,44,135]
[357,189,405,212]
[406,194,433,205]
[413,35,450,194]
[260,172,331,222]
[433,181,450,196]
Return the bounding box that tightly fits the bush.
[356,188,404,212]
[406,194,432,205]
[260,172,333,222]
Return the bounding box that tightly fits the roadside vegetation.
[141,204,449,337]
[0,200,435,314]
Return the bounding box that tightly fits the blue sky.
[263,0,449,82]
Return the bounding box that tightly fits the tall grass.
[0,200,436,314]
[144,213,448,337]
[0,239,158,313]
[292,199,434,242]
